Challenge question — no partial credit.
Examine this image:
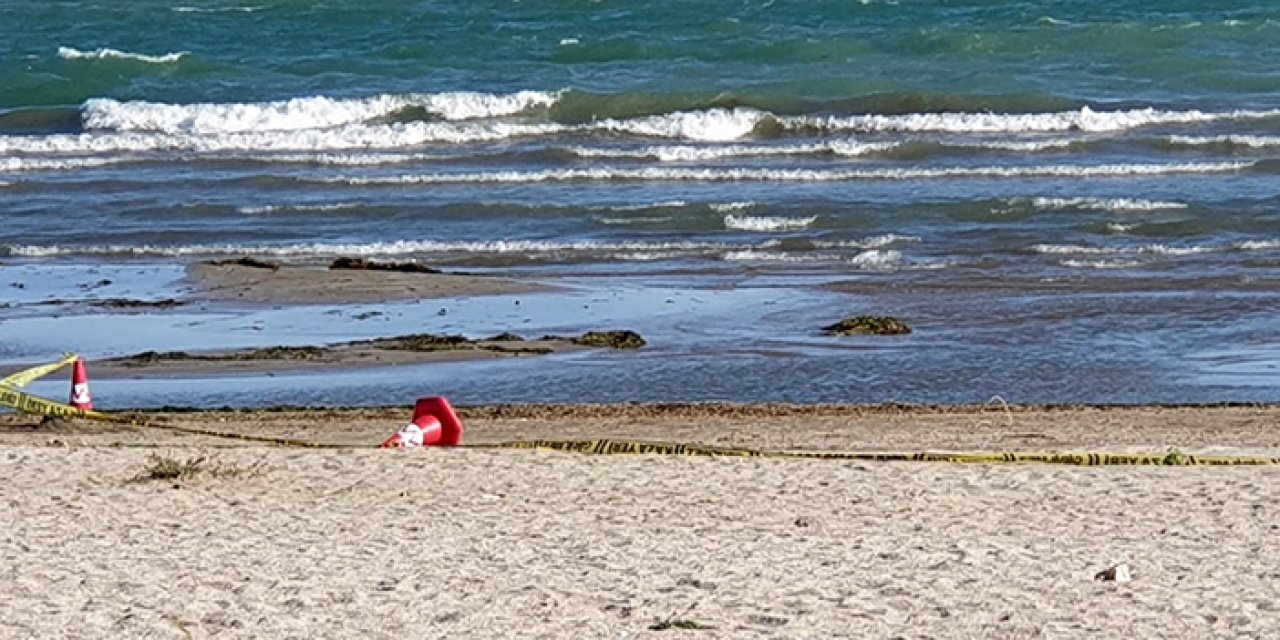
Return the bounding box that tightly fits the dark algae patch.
[90,298,185,309]
[549,330,646,349]
[206,256,280,270]
[328,256,441,274]
[366,333,473,351]
[822,316,912,336]
[109,330,646,366]
[118,346,329,365]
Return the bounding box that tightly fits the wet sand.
[185,260,553,305]
[2,404,1279,639]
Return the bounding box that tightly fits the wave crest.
[81,91,562,134]
[58,46,187,64]
[723,214,817,232]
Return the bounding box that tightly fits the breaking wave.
[569,139,898,161]
[723,214,817,232]
[781,106,1280,135]
[81,91,562,133]
[1033,243,1217,256]
[1028,197,1188,211]
[57,46,187,64]
[1167,135,1280,149]
[328,162,1251,185]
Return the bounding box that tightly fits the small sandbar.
[186,260,554,305]
[90,330,645,377]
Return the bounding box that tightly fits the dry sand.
[3,404,1279,638]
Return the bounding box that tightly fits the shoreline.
[4,403,1279,455]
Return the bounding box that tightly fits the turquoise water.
[4,2,1280,108]
[2,1,1279,406]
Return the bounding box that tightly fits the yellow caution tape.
[481,439,1280,466]
[1,370,345,449]
[0,353,78,388]
[4,355,1278,464]
[0,384,114,422]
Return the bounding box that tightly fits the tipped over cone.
[380,414,442,448]
[379,396,464,448]
[69,357,92,411]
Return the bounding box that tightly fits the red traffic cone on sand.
[69,357,92,411]
[380,396,464,448]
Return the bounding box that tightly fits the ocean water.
[2,1,1279,407]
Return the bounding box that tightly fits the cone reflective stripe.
[379,395,464,448]
[69,358,92,411]
[380,414,442,448]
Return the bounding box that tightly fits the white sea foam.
[1031,243,1214,256]
[723,250,825,262]
[723,214,817,232]
[781,106,1280,134]
[604,200,688,212]
[569,139,896,161]
[329,162,1250,185]
[7,239,750,258]
[0,156,128,172]
[238,202,363,215]
[609,251,695,261]
[172,6,261,12]
[596,107,766,142]
[417,90,561,120]
[0,121,568,155]
[849,249,903,269]
[1168,135,1280,148]
[1059,259,1144,269]
[1030,197,1188,211]
[709,202,753,212]
[1234,239,1280,250]
[973,139,1077,152]
[251,152,446,166]
[81,91,561,133]
[596,216,676,225]
[58,46,187,64]
[814,234,922,249]
[1105,223,1137,233]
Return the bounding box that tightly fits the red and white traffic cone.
[69,357,92,411]
[380,413,442,448]
[378,396,464,448]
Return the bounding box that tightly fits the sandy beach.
[8,3,1280,638]
[4,265,1280,637]
[3,404,1279,639]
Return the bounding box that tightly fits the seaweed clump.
[91,298,184,309]
[571,330,646,350]
[368,333,472,351]
[329,257,441,274]
[822,316,912,336]
[206,257,280,270]
[116,346,329,365]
